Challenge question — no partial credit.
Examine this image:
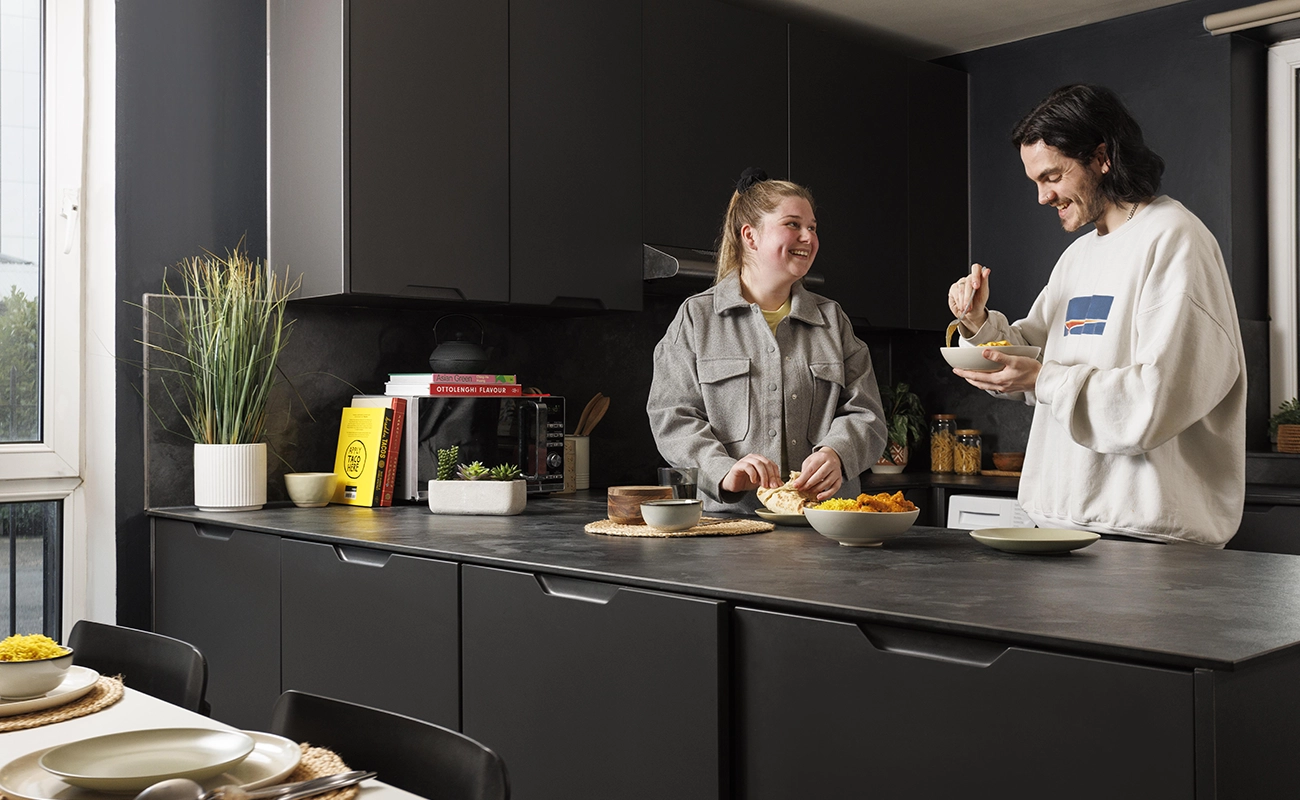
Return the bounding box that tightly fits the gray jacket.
[647,273,886,513]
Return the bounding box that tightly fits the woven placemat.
[289,745,361,800]
[585,517,774,537]
[0,674,124,733]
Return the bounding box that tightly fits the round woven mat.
[0,674,124,733]
[585,517,773,537]
[288,746,361,800]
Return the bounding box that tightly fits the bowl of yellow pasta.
[941,342,1041,372]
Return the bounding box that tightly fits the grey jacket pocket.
[699,357,751,445]
[807,361,845,441]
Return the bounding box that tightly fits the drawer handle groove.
[858,624,1008,668]
[535,574,619,604]
[194,524,234,541]
[334,545,392,567]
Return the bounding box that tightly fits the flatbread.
[756,471,817,515]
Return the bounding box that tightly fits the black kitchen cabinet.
[643,0,789,253]
[789,24,908,326]
[1228,502,1300,554]
[152,519,281,730]
[907,59,970,331]
[509,0,641,311]
[280,539,460,729]
[734,607,1193,800]
[461,564,727,800]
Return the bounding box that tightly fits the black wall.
[116,1,267,627]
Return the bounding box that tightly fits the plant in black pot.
[873,381,926,474]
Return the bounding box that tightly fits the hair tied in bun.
[735,167,769,193]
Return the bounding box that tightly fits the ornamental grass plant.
[145,242,299,445]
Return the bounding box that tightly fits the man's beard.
[1060,173,1107,233]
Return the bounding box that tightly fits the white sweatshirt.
[965,196,1246,547]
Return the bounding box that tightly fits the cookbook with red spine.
[387,372,517,385]
[351,395,406,506]
[385,382,523,397]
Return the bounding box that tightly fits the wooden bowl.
[607,485,674,524]
[992,452,1024,471]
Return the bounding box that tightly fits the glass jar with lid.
[930,415,956,473]
[955,429,982,475]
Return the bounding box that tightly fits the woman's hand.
[722,453,784,493]
[792,447,843,501]
[953,350,1041,394]
[947,264,991,335]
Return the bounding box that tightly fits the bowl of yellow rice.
[0,633,73,699]
[804,493,920,547]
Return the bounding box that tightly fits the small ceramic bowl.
[640,499,703,532]
[992,452,1025,471]
[0,647,74,699]
[803,507,920,547]
[284,472,338,507]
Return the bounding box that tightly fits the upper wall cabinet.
[643,0,789,254]
[269,0,642,311]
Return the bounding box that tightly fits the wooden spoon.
[574,392,602,436]
[581,395,611,436]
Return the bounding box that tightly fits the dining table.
[0,686,421,800]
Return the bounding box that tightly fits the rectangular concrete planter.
[427,479,527,515]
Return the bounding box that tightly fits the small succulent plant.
[489,463,522,481]
[457,461,491,481]
[436,446,460,481]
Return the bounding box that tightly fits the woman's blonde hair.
[716,177,816,283]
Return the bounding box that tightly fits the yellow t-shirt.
[761,299,791,337]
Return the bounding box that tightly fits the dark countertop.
[150,494,1300,672]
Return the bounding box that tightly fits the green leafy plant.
[143,241,299,444]
[457,461,490,480]
[489,463,522,481]
[878,381,927,456]
[436,446,460,480]
[1269,397,1300,443]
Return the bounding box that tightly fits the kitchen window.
[0,0,97,638]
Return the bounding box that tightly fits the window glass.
[0,1,42,443]
[0,500,61,638]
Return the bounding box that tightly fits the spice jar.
[930,415,956,473]
[955,429,982,475]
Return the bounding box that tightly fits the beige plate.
[940,345,1041,372]
[0,666,98,718]
[38,728,255,791]
[1,732,299,800]
[970,527,1100,554]
[755,509,810,527]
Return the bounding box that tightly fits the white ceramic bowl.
[284,472,338,507]
[640,499,703,531]
[940,345,1041,372]
[0,647,74,699]
[803,507,920,547]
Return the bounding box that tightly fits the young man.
[946,84,1246,547]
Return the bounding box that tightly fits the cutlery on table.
[134,770,377,800]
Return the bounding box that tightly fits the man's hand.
[947,263,991,335]
[953,350,1041,394]
[722,453,783,493]
[792,447,843,501]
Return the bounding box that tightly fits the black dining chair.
[271,690,510,800]
[66,620,210,714]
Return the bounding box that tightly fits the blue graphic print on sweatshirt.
[1063,295,1114,336]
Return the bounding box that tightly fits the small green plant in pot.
[1269,398,1300,453]
[874,381,926,473]
[428,449,527,515]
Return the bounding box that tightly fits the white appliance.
[947,495,1036,530]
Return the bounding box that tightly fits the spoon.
[135,770,376,800]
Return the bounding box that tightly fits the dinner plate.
[970,527,1100,554]
[0,666,99,718]
[0,732,300,800]
[38,728,256,791]
[755,509,810,527]
[940,345,1041,372]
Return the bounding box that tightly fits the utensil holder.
[567,435,590,489]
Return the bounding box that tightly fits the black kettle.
[429,314,490,373]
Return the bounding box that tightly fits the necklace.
[1127,201,1139,221]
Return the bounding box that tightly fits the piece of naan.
[756,471,818,515]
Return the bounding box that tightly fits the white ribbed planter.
[427,479,527,516]
[194,443,267,512]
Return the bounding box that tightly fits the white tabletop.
[0,687,420,800]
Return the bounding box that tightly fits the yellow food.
[0,633,68,662]
[931,428,954,472]
[955,440,981,474]
[813,492,917,513]
[945,320,960,348]
[976,340,1010,347]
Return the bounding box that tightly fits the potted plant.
[1270,398,1300,454]
[145,242,298,511]
[873,381,926,474]
[427,446,528,515]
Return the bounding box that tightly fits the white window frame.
[1267,39,1300,410]
[0,0,115,629]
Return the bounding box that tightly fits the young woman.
[647,169,887,513]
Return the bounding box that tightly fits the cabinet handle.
[548,296,606,310]
[858,623,1008,668]
[194,524,234,541]
[333,545,392,567]
[404,285,466,300]
[535,573,620,604]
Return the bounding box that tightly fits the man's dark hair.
[1011,84,1164,204]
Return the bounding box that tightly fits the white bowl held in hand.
[940,345,1041,372]
[803,507,920,547]
[0,647,73,699]
[640,499,703,531]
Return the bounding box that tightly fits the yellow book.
[332,406,392,507]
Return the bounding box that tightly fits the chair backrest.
[66,620,209,714]
[271,690,509,800]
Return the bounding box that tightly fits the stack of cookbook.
[383,372,521,397]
